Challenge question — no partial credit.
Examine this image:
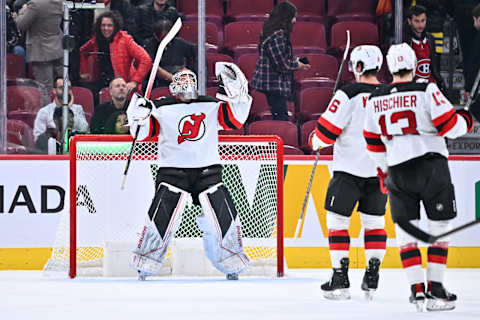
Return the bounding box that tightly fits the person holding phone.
[250,1,310,121]
[33,76,89,144]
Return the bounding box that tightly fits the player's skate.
[425,281,456,311]
[361,257,381,300]
[226,273,239,280]
[409,283,426,312]
[138,270,151,281]
[321,258,350,300]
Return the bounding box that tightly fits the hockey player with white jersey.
[363,43,474,311]
[126,63,253,281]
[310,45,388,300]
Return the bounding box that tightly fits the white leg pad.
[428,219,452,242]
[326,211,350,229]
[197,183,251,275]
[360,212,385,230]
[131,183,188,275]
[395,220,420,247]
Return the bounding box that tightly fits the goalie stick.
[120,17,182,190]
[294,30,351,239]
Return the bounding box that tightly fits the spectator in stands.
[35,107,75,154]
[33,76,89,143]
[90,77,129,134]
[104,111,129,134]
[128,0,183,46]
[6,4,25,62]
[79,10,152,95]
[403,5,446,93]
[250,1,310,121]
[464,4,480,103]
[14,0,63,106]
[143,19,197,88]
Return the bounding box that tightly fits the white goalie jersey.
[363,82,469,169]
[129,95,252,168]
[312,83,380,178]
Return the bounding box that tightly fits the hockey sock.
[400,243,424,285]
[328,229,350,268]
[426,241,448,283]
[364,228,387,263]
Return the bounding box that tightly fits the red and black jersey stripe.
[432,109,458,136]
[363,130,386,152]
[400,245,422,268]
[427,244,448,264]
[218,101,242,130]
[364,229,387,250]
[315,117,342,144]
[148,117,160,138]
[328,229,350,251]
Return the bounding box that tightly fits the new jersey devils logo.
[177,113,206,144]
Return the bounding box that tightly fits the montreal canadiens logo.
[177,113,206,144]
[416,58,431,79]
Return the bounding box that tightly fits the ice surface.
[1,269,479,320]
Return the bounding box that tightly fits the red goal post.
[44,134,284,278]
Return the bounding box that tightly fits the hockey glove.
[308,130,322,151]
[215,62,249,102]
[376,167,388,194]
[457,109,474,133]
[126,93,153,127]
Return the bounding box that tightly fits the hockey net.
[44,135,284,278]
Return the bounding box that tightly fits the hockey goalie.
[126,63,252,280]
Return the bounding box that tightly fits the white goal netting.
[44,135,284,278]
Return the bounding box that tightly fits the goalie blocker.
[132,165,250,278]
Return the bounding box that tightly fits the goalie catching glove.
[215,62,249,103]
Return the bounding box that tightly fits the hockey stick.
[396,217,480,244]
[293,30,351,239]
[120,18,182,190]
[465,67,480,110]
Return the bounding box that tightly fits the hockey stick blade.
[396,218,480,243]
[144,17,182,99]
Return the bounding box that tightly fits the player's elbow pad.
[457,109,474,133]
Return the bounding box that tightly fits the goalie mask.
[348,45,383,80]
[169,69,198,100]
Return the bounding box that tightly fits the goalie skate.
[226,273,239,280]
[409,283,426,312]
[321,258,350,300]
[426,281,456,311]
[361,257,381,300]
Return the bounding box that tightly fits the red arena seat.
[226,0,272,21]
[330,21,379,53]
[178,0,224,27]
[286,0,327,22]
[7,53,26,79]
[224,22,263,58]
[7,85,43,113]
[294,54,338,90]
[179,21,222,51]
[291,22,327,55]
[7,119,34,153]
[247,120,299,147]
[248,90,295,122]
[298,87,333,123]
[206,53,234,85]
[235,53,258,81]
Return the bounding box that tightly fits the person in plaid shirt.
[251,1,310,121]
